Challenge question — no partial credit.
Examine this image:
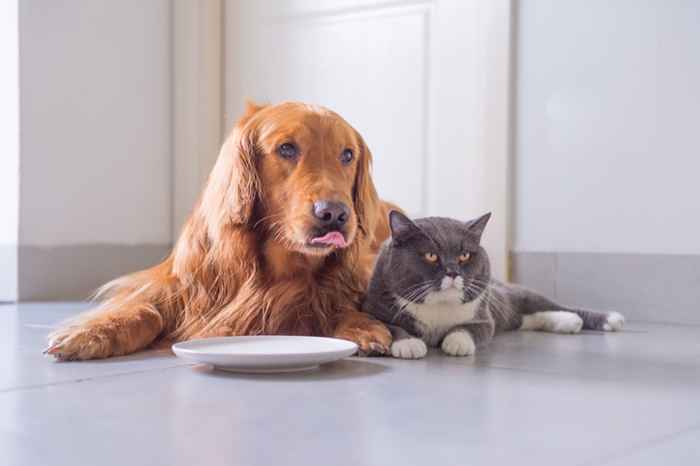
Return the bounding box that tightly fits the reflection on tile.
[0,303,190,391]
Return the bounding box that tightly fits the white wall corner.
[15,1,173,300]
[0,0,19,301]
[0,246,18,302]
[172,0,224,241]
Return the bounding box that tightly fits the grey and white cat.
[363,211,625,359]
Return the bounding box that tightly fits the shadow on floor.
[190,357,390,382]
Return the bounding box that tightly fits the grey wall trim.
[16,246,700,323]
[511,251,700,325]
[0,244,18,302]
[18,244,171,301]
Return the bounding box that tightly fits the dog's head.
[201,101,380,256]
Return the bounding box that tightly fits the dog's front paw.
[391,338,427,359]
[356,323,392,356]
[336,322,392,357]
[45,324,119,361]
[441,330,476,357]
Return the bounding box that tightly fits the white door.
[194,0,512,278]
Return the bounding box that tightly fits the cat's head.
[386,211,492,304]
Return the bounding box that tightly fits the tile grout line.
[6,356,653,395]
[472,362,651,384]
[0,363,195,395]
[578,421,700,466]
[628,318,700,328]
[553,252,559,300]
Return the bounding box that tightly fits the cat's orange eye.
[424,252,438,263]
[458,252,471,263]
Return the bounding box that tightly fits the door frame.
[476,0,515,280]
[171,0,224,241]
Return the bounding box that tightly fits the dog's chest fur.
[396,290,482,346]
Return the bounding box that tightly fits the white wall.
[19,0,172,246]
[515,0,700,255]
[0,0,19,301]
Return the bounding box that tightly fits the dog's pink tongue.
[310,231,347,248]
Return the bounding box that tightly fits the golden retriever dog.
[45,102,396,360]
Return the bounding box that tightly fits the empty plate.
[172,336,358,373]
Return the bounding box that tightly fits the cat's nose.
[441,274,459,290]
[445,271,459,278]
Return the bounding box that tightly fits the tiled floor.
[2,303,699,466]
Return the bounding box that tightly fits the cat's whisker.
[399,281,436,303]
[400,280,435,297]
[390,282,436,323]
[407,283,433,297]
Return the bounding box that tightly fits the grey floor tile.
[0,303,191,391]
[2,356,699,466]
[596,426,700,466]
[478,323,700,387]
[2,303,699,466]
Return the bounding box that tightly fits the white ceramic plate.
[172,336,358,373]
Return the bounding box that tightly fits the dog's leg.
[333,310,392,356]
[45,301,164,361]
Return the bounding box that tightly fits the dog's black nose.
[313,201,350,226]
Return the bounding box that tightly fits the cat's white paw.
[521,311,583,334]
[441,330,475,357]
[603,312,625,331]
[549,312,583,333]
[391,338,427,359]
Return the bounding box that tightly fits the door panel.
[226,1,431,214]
[223,0,511,278]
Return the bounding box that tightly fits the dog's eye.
[278,143,298,160]
[424,252,438,263]
[340,149,354,165]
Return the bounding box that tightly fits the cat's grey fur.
[363,211,625,359]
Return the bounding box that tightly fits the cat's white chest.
[396,291,482,346]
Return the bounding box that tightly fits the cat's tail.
[562,307,625,331]
[512,284,625,331]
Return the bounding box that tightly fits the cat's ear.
[465,212,491,240]
[389,210,421,241]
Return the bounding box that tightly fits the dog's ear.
[353,132,381,242]
[199,106,263,240]
[240,100,267,124]
[227,122,260,226]
[173,103,265,277]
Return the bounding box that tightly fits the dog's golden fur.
[46,102,396,360]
